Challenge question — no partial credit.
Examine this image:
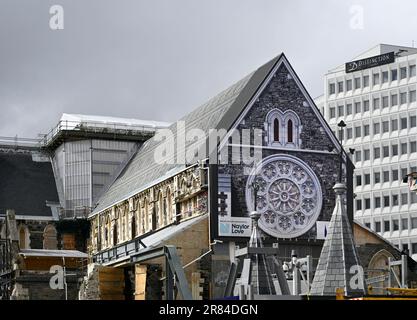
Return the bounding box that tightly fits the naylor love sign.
[345,52,395,73]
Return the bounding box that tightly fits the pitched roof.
[310,183,366,296]
[0,150,59,216]
[92,53,347,215]
[91,58,269,215]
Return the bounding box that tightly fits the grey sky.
[1,0,417,138]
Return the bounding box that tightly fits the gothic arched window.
[273,118,280,142]
[131,214,136,239]
[287,119,293,143]
[266,109,301,148]
[113,222,118,246]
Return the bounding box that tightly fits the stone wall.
[13,271,82,300]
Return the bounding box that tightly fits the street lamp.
[251,181,260,211]
[337,120,346,183]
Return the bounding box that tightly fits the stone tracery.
[246,155,322,238]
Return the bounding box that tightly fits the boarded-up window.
[62,233,76,250]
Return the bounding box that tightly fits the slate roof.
[0,150,59,216]
[310,183,366,296]
[92,53,348,215]
[91,66,260,215]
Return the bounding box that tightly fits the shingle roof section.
[310,183,366,297]
[0,151,59,216]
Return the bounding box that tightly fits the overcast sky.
[1,0,417,138]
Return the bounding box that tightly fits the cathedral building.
[86,53,355,299]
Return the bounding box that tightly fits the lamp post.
[337,120,346,183]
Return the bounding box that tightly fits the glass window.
[391,69,398,81]
[401,193,408,205]
[356,175,362,186]
[393,220,399,231]
[400,92,407,104]
[373,73,380,85]
[383,171,390,182]
[382,121,389,133]
[362,100,369,112]
[410,141,417,153]
[413,243,417,254]
[364,124,370,136]
[338,81,344,93]
[384,220,390,232]
[364,173,370,184]
[392,169,399,181]
[401,143,407,154]
[410,65,416,77]
[356,199,362,210]
[392,144,398,156]
[402,218,408,229]
[412,217,417,229]
[382,71,389,83]
[364,149,370,160]
[391,94,398,106]
[412,192,417,204]
[400,67,407,79]
[354,77,361,89]
[373,97,380,110]
[346,79,352,91]
[383,146,389,157]
[373,122,380,134]
[355,102,361,113]
[347,128,352,139]
[382,96,389,108]
[375,197,381,208]
[338,105,344,117]
[330,107,336,118]
[384,196,390,207]
[391,119,398,131]
[401,117,407,129]
[365,198,371,209]
[363,75,369,87]
[346,103,352,115]
[392,194,399,206]
[403,243,409,252]
[401,168,408,179]
[410,90,416,102]
[374,172,380,183]
[329,83,336,94]
[355,126,361,137]
[375,221,381,232]
[410,115,416,127]
[338,129,344,141]
[374,147,380,159]
[355,150,362,162]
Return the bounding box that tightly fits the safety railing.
[39,119,165,147]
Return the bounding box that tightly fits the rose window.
[246,155,322,238]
